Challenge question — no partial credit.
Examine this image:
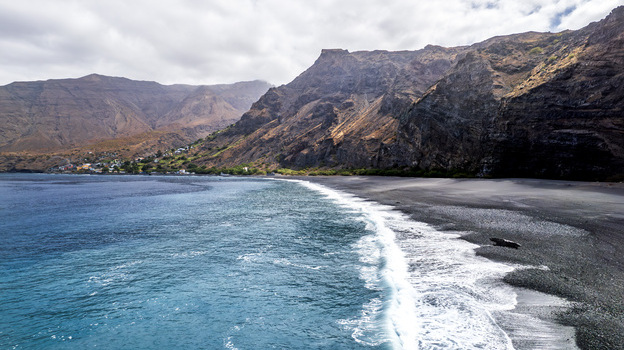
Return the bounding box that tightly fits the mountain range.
[1,7,623,180]
[193,6,624,180]
[0,75,271,154]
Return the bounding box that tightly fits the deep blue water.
[0,174,390,349]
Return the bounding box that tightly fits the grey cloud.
[0,0,621,87]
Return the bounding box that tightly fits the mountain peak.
[320,48,349,56]
[81,73,105,80]
[316,49,350,63]
[77,73,125,83]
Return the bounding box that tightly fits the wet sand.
[300,176,624,350]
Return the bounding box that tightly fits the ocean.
[1,174,534,349]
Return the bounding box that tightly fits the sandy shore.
[300,176,624,350]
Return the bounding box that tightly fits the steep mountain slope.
[198,46,465,168]
[397,8,624,179]
[0,75,271,153]
[197,7,624,180]
[489,10,624,179]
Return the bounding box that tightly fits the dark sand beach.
[302,176,624,350]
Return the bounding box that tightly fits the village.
[49,146,199,175]
[48,144,261,176]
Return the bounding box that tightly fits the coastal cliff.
[197,7,624,180]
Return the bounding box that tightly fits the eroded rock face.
[488,8,624,180]
[395,51,500,171]
[200,6,624,180]
[395,7,623,180]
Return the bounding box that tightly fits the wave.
[287,179,518,350]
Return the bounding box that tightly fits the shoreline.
[300,176,624,350]
[4,173,623,348]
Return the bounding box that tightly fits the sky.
[0,0,622,87]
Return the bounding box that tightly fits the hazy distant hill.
[195,6,624,180]
[0,74,271,153]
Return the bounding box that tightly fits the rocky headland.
[1,8,623,179]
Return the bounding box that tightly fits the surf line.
[278,178,554,350]
[283,178,420,349]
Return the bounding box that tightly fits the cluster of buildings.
[48,146,198,175]
[50,152,123,173]
[174,146,191,154]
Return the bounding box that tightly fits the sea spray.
[290,179,421,348]
[366,208,421,349]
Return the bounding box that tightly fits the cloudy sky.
[0,0,622,87]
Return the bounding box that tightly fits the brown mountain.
[197,46,463,165]
[196,7,624,181]
[0,74,271,153]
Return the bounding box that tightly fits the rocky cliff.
[0,75,271,153]
[198,46,465,168]
[397,7,624,180]
[196,7,624,180]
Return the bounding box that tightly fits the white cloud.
[0,0,621,86]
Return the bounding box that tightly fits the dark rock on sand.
[490,237,522,249]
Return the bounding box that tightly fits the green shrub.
[529,47,543,55]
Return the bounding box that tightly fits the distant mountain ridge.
[0,75,271,153]
[195,6,624,180]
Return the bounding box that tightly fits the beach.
[302,176,624,350]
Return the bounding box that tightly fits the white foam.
[274,258,325,270]
[223,319,248,350]
[87,260,144,287]
[171,250,209,259]
[338,297,386,346]
[286,179,519,350]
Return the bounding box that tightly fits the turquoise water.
[0,174,393,349]
[1,174,534,349]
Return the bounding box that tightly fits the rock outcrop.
[197,7,624,180]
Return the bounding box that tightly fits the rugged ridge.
[197,7,624,180]
[199,45,465,169]
[0,75,271,153]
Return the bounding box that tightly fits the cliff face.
[488,8,624,179]
[398,7,624,179]
[0,75,270,153]
[199,7,624,180]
